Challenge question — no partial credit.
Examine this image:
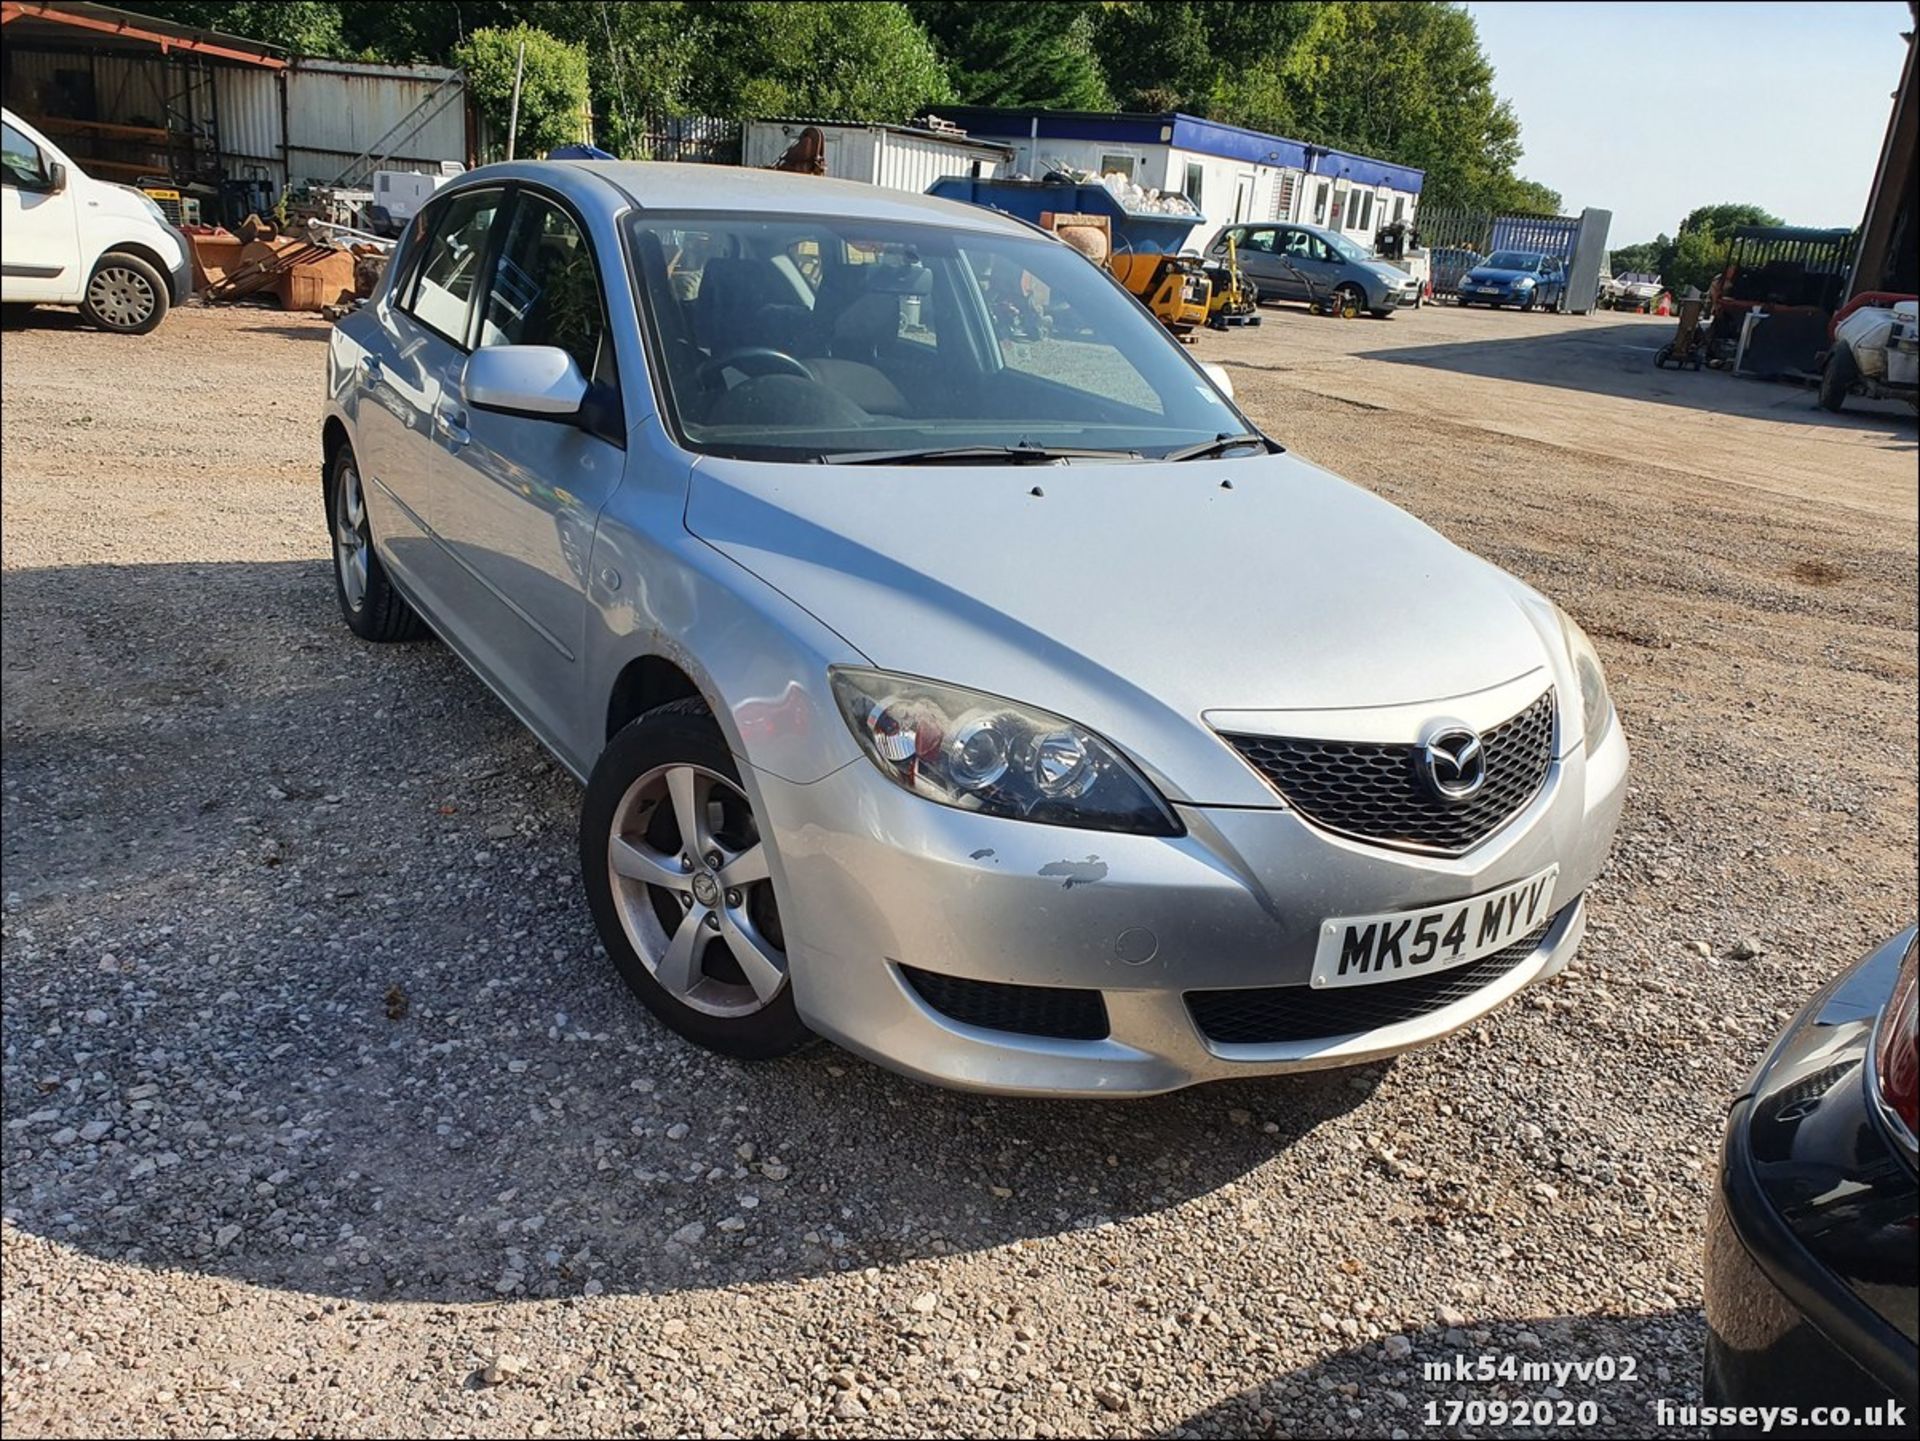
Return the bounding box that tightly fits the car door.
[1238,227,1297,298]
[354,186,506,600]
[1,118,80,302]
[1541,257,1565,309]
[427,186,627,762]
[1275,228,1337,302]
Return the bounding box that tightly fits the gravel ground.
[3,300,1915,1440]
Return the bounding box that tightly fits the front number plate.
[1311,868,1558,990]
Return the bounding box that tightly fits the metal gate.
[1414,206,1607,311]
[633,113,740,165]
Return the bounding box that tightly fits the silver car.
[322,162,1627,1096]
[1207,221,1422,316]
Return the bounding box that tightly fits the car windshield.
[1485,251,1543,270]
[624,211,1246,463]
[1322,231,1369,264]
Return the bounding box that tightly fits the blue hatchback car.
[1457,250,1567,311]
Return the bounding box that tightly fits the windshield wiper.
[817,442,1142,466]
[1159,432,1275,462]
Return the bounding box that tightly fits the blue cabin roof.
[936,108,1425,195]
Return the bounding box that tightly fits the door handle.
[435,410,470,448]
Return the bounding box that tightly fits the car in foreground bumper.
[1704,928,1918,1435]
[753,704,1629,1096]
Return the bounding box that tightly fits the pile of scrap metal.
[188,212,392,314]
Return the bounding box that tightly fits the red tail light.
[1871,936,1918,1161]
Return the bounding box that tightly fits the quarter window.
[400,188,502,346]
[480,193,614,385]
[2,121,45,188]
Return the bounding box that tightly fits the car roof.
[439,160,1034,237]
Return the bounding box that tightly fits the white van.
[1,107,192,334]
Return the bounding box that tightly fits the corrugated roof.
[0,1,287,67]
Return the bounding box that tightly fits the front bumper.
[752,712,1628,1096]
[163,223,193,304]
[1374,281,1421,310]
[1703,932,1919,1429]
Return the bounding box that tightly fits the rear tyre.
[581,698,811,1060]
[1819,342,1858,413]
[327,443,426,641]
[79,251,169,334]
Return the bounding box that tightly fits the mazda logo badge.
[1418,725,1486,803]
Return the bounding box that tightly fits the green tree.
[1609,237,1667,276]
[121,1,345,54]
[686,2,952,122]
[1677,201,1783,236]
[1655,202,1785,294]
[909,2,1111,110]
[452,23,591,158]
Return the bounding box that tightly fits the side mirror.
[1199,361,1235,400]
[46,162,67,195]
[462,344,588,420]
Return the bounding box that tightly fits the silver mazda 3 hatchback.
[322,161,1628,1096]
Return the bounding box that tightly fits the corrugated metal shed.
[215,59,468,188]
[741,119,1009,193]
[284,60,467,186]
[3,40,467,191]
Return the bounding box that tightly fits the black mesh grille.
[1221,689,1556,853]
[1186,912,1558,1046]
[900,966,1109,1041]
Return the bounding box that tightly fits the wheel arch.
[605,653,710,743]
[91,241,174,286]
[321,415,352,500]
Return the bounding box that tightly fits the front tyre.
[582,699,810,1060]
[80,251,169,334]
[327,443,425,641]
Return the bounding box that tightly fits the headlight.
[1514,276,1536,289]
[1555,608,1615,753]
[830,668,1181,836]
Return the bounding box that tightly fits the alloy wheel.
[334,460,370,611]
[606,763,786,1018]
[85,265,156,329]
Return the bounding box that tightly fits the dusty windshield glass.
[624,212,1244,462]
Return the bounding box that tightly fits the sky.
[1465,1,1912,244]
